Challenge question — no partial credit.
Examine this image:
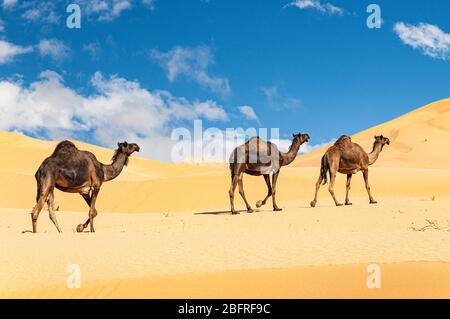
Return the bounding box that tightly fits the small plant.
[410,219,450,232]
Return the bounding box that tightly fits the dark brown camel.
[310,135,390,207]
[229,133,310,214]
[31,141,140,233]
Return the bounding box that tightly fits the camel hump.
[248,136,262,143]
[51,140,78,156]
[334,135,352,145]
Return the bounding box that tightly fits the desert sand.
[0,98,449,298]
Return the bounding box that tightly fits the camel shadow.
[195,209,249,215]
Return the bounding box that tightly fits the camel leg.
[272,172,282,211]
[310,173,323,208]
[328,171,343,206]
[31,183,51,233]
[363,169,377,204]
[76,193,99,232]
[256,175,272,208]
[229,173,239,214]
[238,175,253,213]
[47,190,62,233]
[345,174,352,205]
[87,188,100,232]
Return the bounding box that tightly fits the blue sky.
[0,0,449,161]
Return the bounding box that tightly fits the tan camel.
[229,133,310,214]
[31,140,140,233]
[310,135,390,207]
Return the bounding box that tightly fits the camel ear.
[123,141,128,147]
[117,142,121,147]
[292,134,296,138]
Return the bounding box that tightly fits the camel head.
[292,133,310,144]
[117,141,141,156]
[374,135,390,147]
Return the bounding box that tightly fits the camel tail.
[229,163,235,183]
[34,168,42,203]
[320,154,329,185]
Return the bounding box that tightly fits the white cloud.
[394,22,450,60]
[285,0,344,15]
[22,8,40,21]
[194,101,228,121]
[76,0,154,21]
[2,0,17,9]
[21,2,59,24]
[0,71,229,161]
[3,1,151,24]
[0,19,5,32]
[83,42,101,59]
[262,86,301,110]
[37,39,70,61]
[0,40,32,64]
[141,0,154,9]
[151,45,231,96]
[238,105,260,123]
[20,1,123,23]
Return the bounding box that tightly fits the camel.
[31,141,140,233]
[229,133,310,214]
[310,135,390,207]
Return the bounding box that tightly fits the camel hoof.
[231,211,240,215]
[76,224,85,233]
[273,208,282,212]
[256,201,263,208]
[310,201,316,208]
[370,201,378,204]
[336,203,343,207]
[345,202,352,206]
[247,209,254,213]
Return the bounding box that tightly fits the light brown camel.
[31,140,140,233]
[310,135,390,207]
[229,133,310,214]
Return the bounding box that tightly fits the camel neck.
[103,152,128,181]
[280,139,302,166]
[368,142,383,165]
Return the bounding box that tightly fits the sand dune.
[0,98,449,298]
[297,98,450,169]
[0,98,449,213]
